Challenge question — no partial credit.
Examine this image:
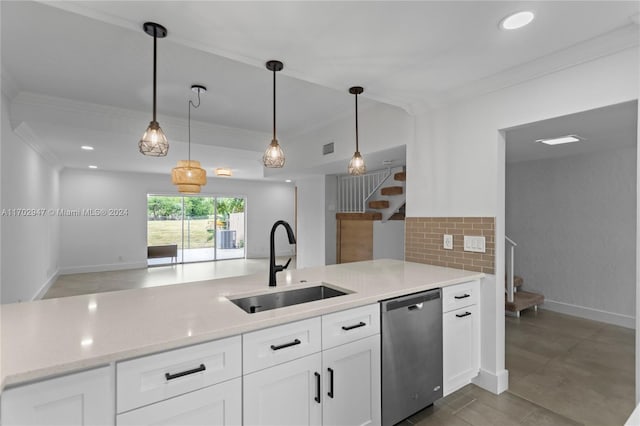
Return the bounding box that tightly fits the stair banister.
[505,235,517,304]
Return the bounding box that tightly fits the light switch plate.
[464,236,486,253]
[443,234,453,250]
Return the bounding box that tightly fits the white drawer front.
[117,378,241,426]
[322,304,380,350]
[243,317,321,374]
[117,335,241,413]
[442,280,479,312]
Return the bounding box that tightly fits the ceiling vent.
[323,142,334,155]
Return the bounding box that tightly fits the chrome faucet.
[269,220,296,287]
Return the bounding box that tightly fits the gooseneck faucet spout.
[269,220,296,287]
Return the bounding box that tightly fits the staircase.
[336,167,406,222]
[505,236,544,317]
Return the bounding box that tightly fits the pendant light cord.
[272,68,277,141]
[188,89,202,162]
[152,32,157,123]
[354,91,359,152]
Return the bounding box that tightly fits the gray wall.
[506,146,636,325]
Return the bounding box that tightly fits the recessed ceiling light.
[285,179,292,183]
[500,11,535,30]
[88,165,98,169]
[81,145,94,151]
[214,167,232,177]
[536,135,582,145]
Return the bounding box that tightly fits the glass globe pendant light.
[171,85,207,194]
[263,60,285,168]
[139,22,169,156]
[348,86,366,175]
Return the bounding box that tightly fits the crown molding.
[12,121,62,170]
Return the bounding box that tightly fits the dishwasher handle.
[381,289,440,312]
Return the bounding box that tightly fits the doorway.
[146,195,246,266]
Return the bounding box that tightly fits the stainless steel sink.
[230,284,348,314]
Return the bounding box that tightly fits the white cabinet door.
[243,353,322,426]
[443,304,480,396]
[322,335,381,426]
[1,366,114,426]
[116,378,241,426]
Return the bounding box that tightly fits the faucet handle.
[283,258,292,269]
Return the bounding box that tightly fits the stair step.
[389,212,405,220]
[368,200,389,209]
[336,212,382,221]
[394,172,406,181]
[381,186,403,196]
[505,291,544,314]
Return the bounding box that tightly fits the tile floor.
[43,264,635,425]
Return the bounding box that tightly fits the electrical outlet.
[443,234,453,250]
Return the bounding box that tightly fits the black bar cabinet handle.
[328,368,334,398]
[270,338,301,351]
[314,372,321,403]
[456,311,472,318]
[454,294,471,299]
[341,321,366,331]
[165,364,206,381]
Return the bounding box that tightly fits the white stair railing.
[505,235,518,303]
[337,169,391,212]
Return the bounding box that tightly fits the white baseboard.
[542,298,635,329]
[472,368,509,395]
[58,261,148,275]
[32,269,60,301]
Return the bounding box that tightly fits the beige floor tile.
[465,385,537,421]
[455,400,524,426]
[519,407,584,426]
[408,404,472,426]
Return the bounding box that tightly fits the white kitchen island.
[1,259,484,425]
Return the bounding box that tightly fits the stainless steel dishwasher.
[381,289,443,426]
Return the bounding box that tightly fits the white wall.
[507,146,636,327]
[1,94,60,303]
[58,168,295,273]
[408,48,639,395]
[325,175,337,265]
[373,221,405,260]
[296,176,326,268]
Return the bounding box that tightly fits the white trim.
[32,269,60,301]
[472,368,509,395]
[542,299,635,329]
[59,261,148,275]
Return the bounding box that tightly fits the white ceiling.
[505,101,638,164]
[2,1,638,180]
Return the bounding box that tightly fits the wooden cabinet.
[243,353,323,426]
[1,366,113,426]
[442,280,480,396]
[322,334,381,426]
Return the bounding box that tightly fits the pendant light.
[139,22,169,157]
[171,85,207,193]
[263,60,285,168]
[348,86,366,175]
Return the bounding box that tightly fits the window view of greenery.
[147,196,245,250]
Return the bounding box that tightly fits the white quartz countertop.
[1,259,483,389]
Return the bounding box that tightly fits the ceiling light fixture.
[348,86,366,176]
[215,167,232,177]
[171,85,207,193]
[263,60,285,168]
[88,165,98,169]
[536,135,582,145]
[139,22,169,157]
[285,179,292,183]
[500,11,535,30]
[81,145,94,151]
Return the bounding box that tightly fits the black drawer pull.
[270,338,301,351]
[456,311,472,318]
[328,368,334,398]
[165,364,206,381]
[341,321,366,331]
[314,372,321,403]
[454,294,471,299]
